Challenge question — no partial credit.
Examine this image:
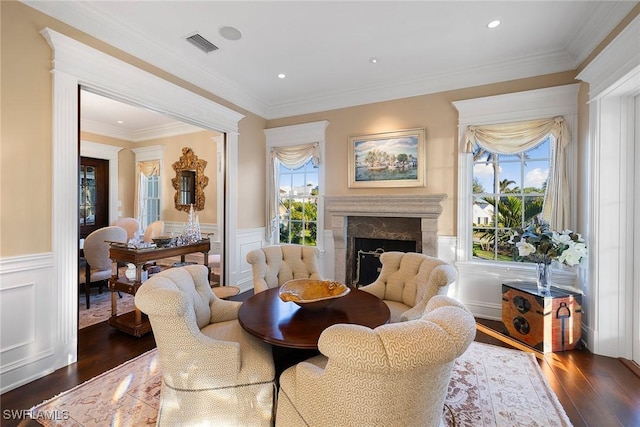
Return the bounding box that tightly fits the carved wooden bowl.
[279,279,350,311]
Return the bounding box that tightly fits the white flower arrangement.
[509,216,588,267]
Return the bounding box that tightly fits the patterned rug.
[31,342,571,426]
[79,291,136,329]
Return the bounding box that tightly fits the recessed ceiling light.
[487,20,501,29]
[278,73,286,79]
[219,26,242,41]
[369,57,379,64]
[117,120,124,124]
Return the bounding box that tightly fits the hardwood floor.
[2,301,639,426]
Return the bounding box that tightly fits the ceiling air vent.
[186,33,218,53]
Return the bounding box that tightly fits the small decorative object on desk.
[509,215,588,295]
[152,236,173,247]
[179,203,202,245]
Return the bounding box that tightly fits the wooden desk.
[238,287,390,349]
[108,239,210,336]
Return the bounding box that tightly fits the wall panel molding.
[0,253,56,393]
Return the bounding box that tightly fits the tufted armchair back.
[135,265,276,426]
[360,251,457,322]
[246,244,322,293]
[275,295,476,427]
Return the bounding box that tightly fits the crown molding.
[22,0,636,120]
[23,0,269,118]
[578,14,640,100]
[82,118,205,142]
[267,49,575,119]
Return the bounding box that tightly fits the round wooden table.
[238,287,390,349]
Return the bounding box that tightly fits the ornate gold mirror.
[171,147,209,212]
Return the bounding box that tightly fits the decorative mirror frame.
[171,147,209,211]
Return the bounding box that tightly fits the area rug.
[79,291,136,329]
[31,342,572,426]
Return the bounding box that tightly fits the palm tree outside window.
[472,137,551,261]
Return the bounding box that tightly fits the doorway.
[79,157,109,239]
[78,88,227,333]
[45,27,243,376]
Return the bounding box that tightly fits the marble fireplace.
[325,194,446,286]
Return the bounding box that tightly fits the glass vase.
[536,262,552,296]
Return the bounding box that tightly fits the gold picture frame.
[348,128,426,188]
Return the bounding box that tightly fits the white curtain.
[266,143,319,242]
[134,160,160,229]
[463,116,570,230]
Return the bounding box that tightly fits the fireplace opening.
[351,237,417,287]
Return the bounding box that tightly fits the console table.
[108,239,210,336]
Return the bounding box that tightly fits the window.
[132,146,164,230]
[141,173,160,228]
[278,159,319,245]
[472,136,552,261]
[264,121,328,250]
[453,84,579,289]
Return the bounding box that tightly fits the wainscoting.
[0,253,57,394]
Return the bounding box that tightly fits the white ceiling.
[25,0,637,131]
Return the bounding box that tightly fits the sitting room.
[2,1,640,426]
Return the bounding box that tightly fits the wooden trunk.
[502,282,582,353]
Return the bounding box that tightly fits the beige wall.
[267,72,578,235]
[0,1,266,257]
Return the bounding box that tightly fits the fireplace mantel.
[325,194,446,283]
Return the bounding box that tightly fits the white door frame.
[43,28,243,372]
[577,14,640,358]
[635,95,640,364]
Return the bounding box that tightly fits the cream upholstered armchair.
[246,244,322,293]
[79,225,127,309]
[360,251,458,322]
[275,295,476,427]
[134,265,276,426]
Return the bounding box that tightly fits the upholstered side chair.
[134,265,276,426]
[275,295,476,427]
[113,217,140,241]
[360,251,458,322]
[246,244,322,293]
[142,220,164,243]
[79,225,127,309]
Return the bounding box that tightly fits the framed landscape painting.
[348,128,426,188]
